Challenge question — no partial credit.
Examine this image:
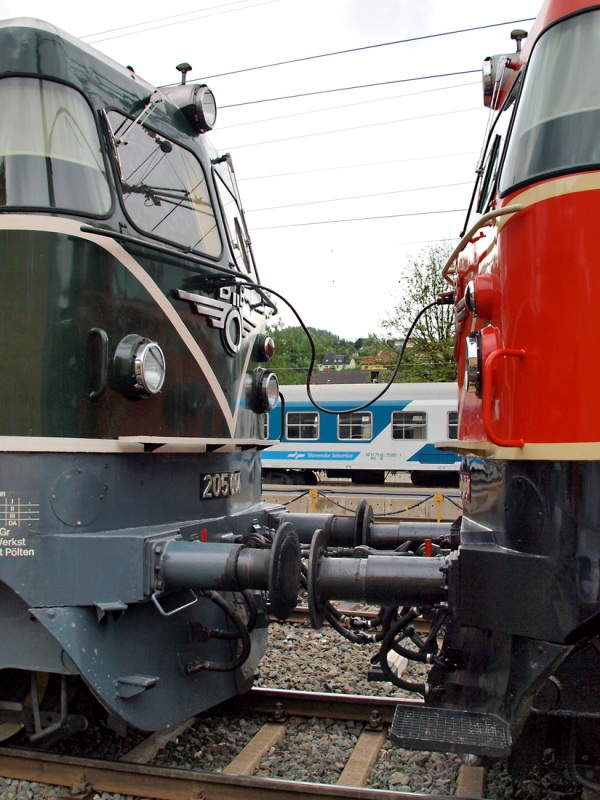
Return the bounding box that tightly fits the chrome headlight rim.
[113,334,166,400]
[250,368,279,413]
[134,340,166,396]
[464,331,482,396]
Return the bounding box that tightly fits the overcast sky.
[0,0,542,340]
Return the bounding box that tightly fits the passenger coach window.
[500,10,600,192]
[107,111,220,256]
[392,411,427,440]
[338,412,372,440]
[0,77,111,214]
[448,411,458,440]
[286,412,319,440]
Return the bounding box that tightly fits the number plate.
[201,471,241,499]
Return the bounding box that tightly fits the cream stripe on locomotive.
[0,214,254,438]
[497,172,600,228]
[0,435,266,453]
[444,439,600,461]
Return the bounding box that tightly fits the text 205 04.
[201,472,242,499]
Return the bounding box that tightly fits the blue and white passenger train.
[261,383,460,486]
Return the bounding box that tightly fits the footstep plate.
[390,705,511,757]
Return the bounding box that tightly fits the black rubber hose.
[183,590,251,674]
[324,605,375,644]
[241,589,258,632]
[376,609,427,694]
[421,608,448,650]
[198,591,258,640]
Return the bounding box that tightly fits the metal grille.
[390,706,511,757]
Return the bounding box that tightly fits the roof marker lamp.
[114,334,166,400]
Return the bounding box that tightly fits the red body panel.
[454,0,600,450]
[457,178,600,445]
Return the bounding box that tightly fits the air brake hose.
[376,608,428,694]
[183,590,251,674]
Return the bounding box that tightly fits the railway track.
[0,688,488,800]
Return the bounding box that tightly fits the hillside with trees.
[265,323,365,385]
[266,243,457,384]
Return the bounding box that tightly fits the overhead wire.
[237,151,480,182]
[82,5,534,91]
[220,70,481,108]
[82,0,284,43]
[252,208,467,231]
[80,5,519,258]
[217,80,480,130]
[200,17,535,81]
[220,106,480,150]
[247,181,472,213]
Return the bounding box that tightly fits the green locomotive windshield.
[0,77,111,214]
[107,111,221,257]
[500,9,600,192]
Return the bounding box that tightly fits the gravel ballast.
[0,615,590,799]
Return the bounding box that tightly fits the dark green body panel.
[0,228,261,438]
[0,20,278,732]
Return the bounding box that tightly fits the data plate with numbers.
[201,471,241,499]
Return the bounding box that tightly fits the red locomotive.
[284,2,600,787]
[434,0,600,786]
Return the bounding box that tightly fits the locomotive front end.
[421,0,600,785]
[0,18,299,740]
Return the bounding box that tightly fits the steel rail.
[227,686,424,725]
[276,604,432,635]
[0,746,484,800]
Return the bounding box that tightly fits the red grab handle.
[482,348,526,448]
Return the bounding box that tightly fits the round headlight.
[464,280,477,315]
[160,82,217,134]
[194,85,217,131]
[135,341,166,395]
[261,371,279,411]
[113,334,166,400]
[464,332,482,396]
[250,368,279,413]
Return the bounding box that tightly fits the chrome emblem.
[175,286,257,356]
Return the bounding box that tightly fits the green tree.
[381,243,457,382]
[265,323,356,385]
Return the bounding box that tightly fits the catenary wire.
[81,0,275,38]
[220,70,481,108]
[252,209,467,231]
[83,0,284,43]
[200,17,535,81]
[219,106,479,149]
[237,151,479,181]
[246,182,472,213]
[217,80,480,130]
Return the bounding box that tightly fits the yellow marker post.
[433,493,444,523]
